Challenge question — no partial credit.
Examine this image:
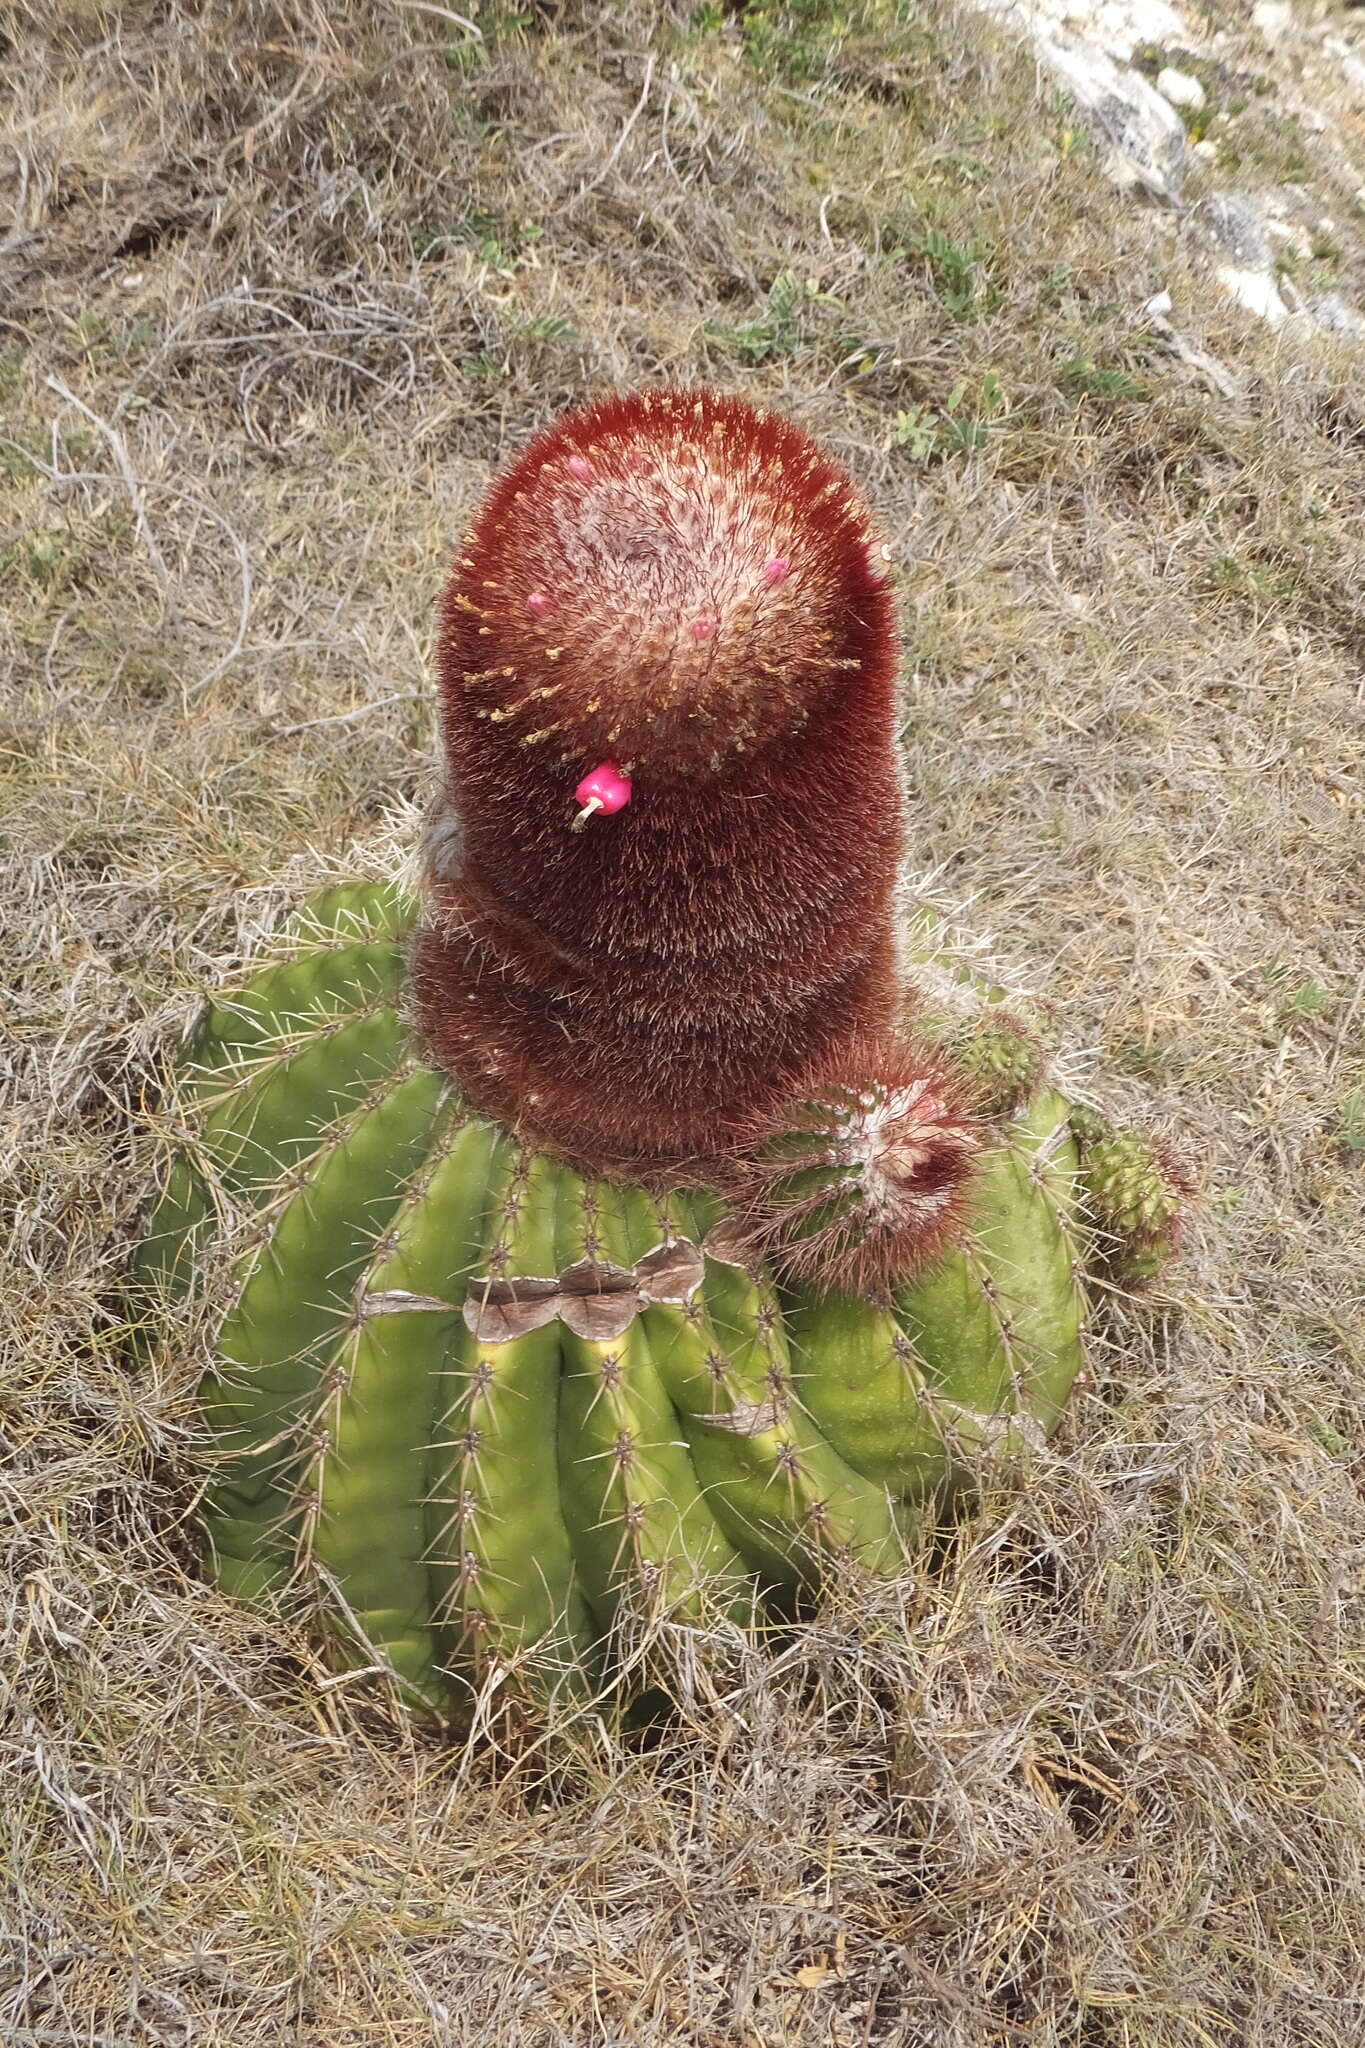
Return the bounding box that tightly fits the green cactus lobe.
[428,1146,600,1705]
[555,1179,751,1638]
[203,1063,449,1605]
[307,1111,499,1709]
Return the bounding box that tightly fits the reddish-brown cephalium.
[413,388,975,1282]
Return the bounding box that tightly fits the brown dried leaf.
[634,1237,704,1304]
[461,1276,562,1343]
[557,1258,642,1340]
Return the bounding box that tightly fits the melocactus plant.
[134,389,1183,1722]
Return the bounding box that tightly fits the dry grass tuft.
[3,1,1363,2041]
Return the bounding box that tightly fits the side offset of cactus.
[718,1041,981,1296]
[1069,1107,1186,1286]
[136,881,1098,1718]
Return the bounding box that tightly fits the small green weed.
[736,0,863,84]
[1207,553,1299,604]
[887,371,1006,462]
[13,530,67,585]
[706,271,842,366]
[418,208,542,274]
[1335,1084,1365,1154]
[55,307,157,368]
[1305,1417,1355,1461]
[1060,355,1148,404]
[1110,1033,1179,1082]
[502,312,580,347]
[0,423,96,483]
[907,228,1001,324]
[1257,957,1333,1027]
[0,344,25,405]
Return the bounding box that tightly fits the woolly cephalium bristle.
[437,387,891,776]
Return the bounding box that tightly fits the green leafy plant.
[706,271,843,364]
[1059,355,1148,404]
[908,229,1001,323]
[1337,1085,1365,1154]
[888,372,1006,461]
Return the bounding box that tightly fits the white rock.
[1324,38,1365,92]
[1144,288,1174,316]
[1194,193,1272,269]
[1251,0,1293,45]
[1264,220,1311,263]
[1217,264,1288,324]
[1034,34,1189,201]
[1157,66,1205,108]
[1193,138,1219,161]
[1102,0,1186,51]
[1309,293,1364,339]
[971,0,1185,64]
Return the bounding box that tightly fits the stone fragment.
[1251,1,1293,45]
[1037,34,1189,201]
[1157,65,1206,109]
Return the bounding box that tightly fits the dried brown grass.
[3,1,1363,2041]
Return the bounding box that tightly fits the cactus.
[133,390,1181,1719]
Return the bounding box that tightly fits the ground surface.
[3,3,1364,2043]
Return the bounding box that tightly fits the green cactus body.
[135,881,1110,1718]
[782,1283,948,1499]
[134,935,410,1313]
